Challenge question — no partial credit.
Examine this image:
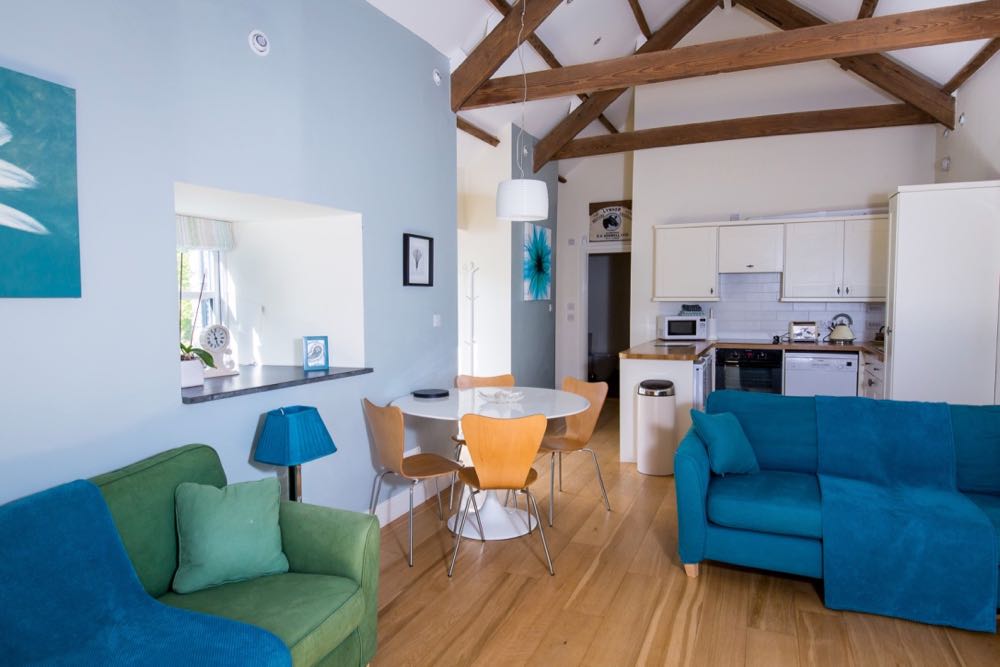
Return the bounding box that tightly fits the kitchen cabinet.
[653,225,718,301]
[718,224,783,273]
[861,353,886,399]
[782,216,888,301]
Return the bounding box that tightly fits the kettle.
[828,313,856,344]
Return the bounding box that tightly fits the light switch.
[432,313,441,327]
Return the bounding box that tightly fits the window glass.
[178,249,222,346]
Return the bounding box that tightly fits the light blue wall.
[0,0,457,508]
[510,125,558,388]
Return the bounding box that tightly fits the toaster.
[789,320,819,343]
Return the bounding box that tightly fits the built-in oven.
[715,348,783,394]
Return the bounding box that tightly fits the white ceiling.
[367,0,989,163]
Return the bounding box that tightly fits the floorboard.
[372,399,1000,666]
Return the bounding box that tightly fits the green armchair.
[90,444,379,666]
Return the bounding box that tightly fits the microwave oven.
[657,315,707,341]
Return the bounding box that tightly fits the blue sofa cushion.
[707,470,822,540]
[691,410,760,475]
[706,391,818,474]
[966,492,1000,559]
[951,405,1000,496]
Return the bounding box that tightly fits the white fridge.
[885,181,1000,405]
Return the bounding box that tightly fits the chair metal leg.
[525,490,554,576]
[369,471,387,515]
[448,493,475,577]
[584,448,612,512]
[408,481,416,567]
[449,443,463,511]
[558,452,563,492]
[434,477,444,520]
[471,491,485,541]
[549,452,556,527]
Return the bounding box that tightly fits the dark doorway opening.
[588,252,631,398]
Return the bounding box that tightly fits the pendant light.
[496,0,549,222]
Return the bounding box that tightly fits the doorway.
[588,252,631,397]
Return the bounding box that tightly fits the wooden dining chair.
[540,377,611,526]
[363,399,464,567]
[449,374,515,509]
[449,413,553,577]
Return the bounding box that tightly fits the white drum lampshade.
[496,178,548,221]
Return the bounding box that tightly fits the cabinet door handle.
[837,286,841,295]
[710,287,714,295]
[745,264,754,268]
[868,379,875,387]
[845,286,851,295]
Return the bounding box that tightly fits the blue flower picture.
[0,66,80,298]
[523,223,552,301]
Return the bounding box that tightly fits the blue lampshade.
[254,405,336,466]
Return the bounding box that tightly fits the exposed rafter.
[552,105,935,160]
[457,117,500,146]
[462,1,1000,110]
[483,0,618,134]
[943,38,1000,93]
[450,0,563,111]
[627,0,654,39]
[740,0,955,127]
[533,0,718,171]
[857,0,879,20]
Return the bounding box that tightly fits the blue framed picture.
[302,336,329,371]
[523,223,552,301]
[0,65,81,297]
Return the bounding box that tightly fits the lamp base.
[288,465,302,502]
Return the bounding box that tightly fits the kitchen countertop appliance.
[715,348,783,394]
[657,314,707,341]
[827,313,857,345]
[789,320,820,343]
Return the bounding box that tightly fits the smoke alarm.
[249,30,270,56]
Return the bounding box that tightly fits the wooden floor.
[373,401,1000,666]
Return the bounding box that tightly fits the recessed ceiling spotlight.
[248,30,270,56]
[958,113,967,125]
[432,69,442,86]
[940,156,952,172]
[593,36,602,46]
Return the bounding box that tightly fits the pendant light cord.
[515,0,528,179]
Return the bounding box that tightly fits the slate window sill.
[181,365,373,404]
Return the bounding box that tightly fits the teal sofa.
[89,444,380,666]
[675,391,1000,590]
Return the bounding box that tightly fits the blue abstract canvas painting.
[523,222,552,301]
[0,66,80,297]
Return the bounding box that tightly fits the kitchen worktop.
[619,339,885,361]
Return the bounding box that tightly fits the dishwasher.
[783,352,859,397]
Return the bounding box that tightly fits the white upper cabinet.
[783,221,845,298]
[718,224,784,273]
[782,216,887,301]
[653,225,718,301]
[842,218,888,299]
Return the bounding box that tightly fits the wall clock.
[200,324,239,378]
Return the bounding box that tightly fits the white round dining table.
[391,386,589,541]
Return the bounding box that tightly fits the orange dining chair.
[449,374,515,509]
[449,413,553,577]
[364,399,463,567]
[540,378,610,526]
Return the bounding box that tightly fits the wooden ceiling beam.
[627,0,654,39]
[552,104,935,160]
[451,0,563,111]
[457,116,501,146]
[741,0,954,128]
[483,0,619,134]
[533,0,718,171]
[857,0,879,20]
[943,38,1000,93]
[462,1,1000,111]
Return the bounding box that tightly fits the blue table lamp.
[255,405,336,501]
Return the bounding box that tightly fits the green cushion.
[708,470,822,539]
[173,478,289,594]
[90,444,227,597]
[159,573,364,666]
[690,409,760,475]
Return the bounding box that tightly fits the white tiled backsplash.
[696,273,885,342]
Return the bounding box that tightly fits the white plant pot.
[180,359,205,388]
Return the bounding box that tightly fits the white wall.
[936,49,1000,183]
[457,126,512,376]
[555,153,633,382]
[226,215,365,367]
[628,8,936,345]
